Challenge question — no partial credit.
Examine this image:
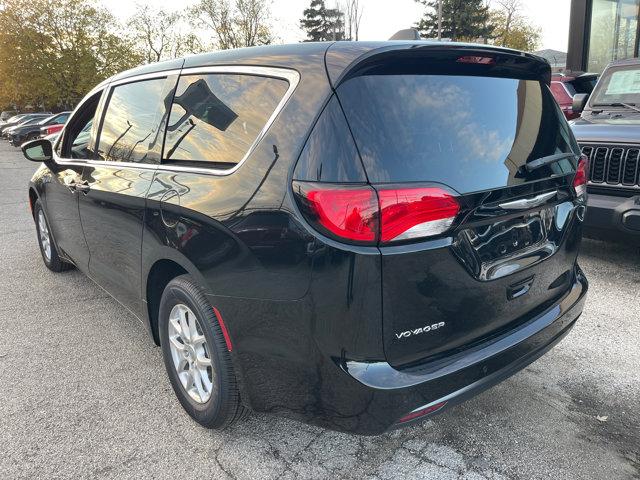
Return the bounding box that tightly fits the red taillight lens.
[573,154,589,198]
[378,187,460,243]
[296,183,378,243]
[294,182,460,245]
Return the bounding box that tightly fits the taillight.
[293,182,460,245]
[378,188,460,242]
[573,154,589,199]
[293,182,378,243]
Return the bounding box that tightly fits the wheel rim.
[38,210,51,262]
[168,304,214,404]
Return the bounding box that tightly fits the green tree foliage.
[300,0,345,42]
[415,0,494,42]
[0,0,142,110]
[490,0,540,51]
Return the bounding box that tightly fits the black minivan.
[22,41,588,435]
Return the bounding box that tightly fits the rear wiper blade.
[525,152,578,172]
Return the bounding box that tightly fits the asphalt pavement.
[0,141,638,479]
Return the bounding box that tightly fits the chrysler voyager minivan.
[22,41,588,435]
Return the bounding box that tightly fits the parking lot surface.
[0,141,638,480]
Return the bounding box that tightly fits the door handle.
[74,181,90,194]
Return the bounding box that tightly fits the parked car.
[571,58,640,244]
[0,110,18,123]
[2,114,52,139]
[21,42,588,435]
[2,115,49,140]
[39,123,65,138]
[8,111,71,146]
[550,73,598,120]
[0,113,47,135]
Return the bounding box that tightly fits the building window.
[588,0,640,72]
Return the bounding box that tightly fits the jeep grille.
[580,144,640,187]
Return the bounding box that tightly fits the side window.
[163,74,289,169]
[97,77,175,164]
[60,91,102,160]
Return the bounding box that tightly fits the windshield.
[338,75,578,194]
[591,65,640,106]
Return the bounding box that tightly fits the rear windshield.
[338,75,578,194]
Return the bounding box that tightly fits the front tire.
[159,274,247,429]
[34,200,72,272]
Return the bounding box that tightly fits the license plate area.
[452,206,562,281]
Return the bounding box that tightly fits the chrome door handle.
[74,181,90,194]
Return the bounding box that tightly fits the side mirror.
[572,93,589,114]
[21,138,53,163]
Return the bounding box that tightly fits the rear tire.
[34,200,73,272]
[159,274,247,429]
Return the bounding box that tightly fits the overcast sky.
[102,0,571,52]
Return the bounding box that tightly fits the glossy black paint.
[27,41,588,435]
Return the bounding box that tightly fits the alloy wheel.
[167,304,214,404]
[38,210,51,262]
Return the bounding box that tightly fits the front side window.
[97,77,175,164]
[163,73,289,169]
[60,91,102,160]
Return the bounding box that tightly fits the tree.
[300,0,345,42]
[190,0,273,50]
[0,0,143,110]
[128,6,203,63]
[490,0,540,51]
[414,0,494,42]
[342,0,363,41]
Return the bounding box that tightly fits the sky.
[101,0,572,52]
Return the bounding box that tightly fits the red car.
[39,123,64,138]
[550,73,598,120]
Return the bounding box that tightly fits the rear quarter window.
[338,75,578,194]
[163,74,289,169]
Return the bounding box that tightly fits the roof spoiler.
[389,28,421,40]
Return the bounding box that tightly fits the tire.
[159,274,247,429]
[34,200,73,272]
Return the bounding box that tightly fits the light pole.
[437,0,443,40]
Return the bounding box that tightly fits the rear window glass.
[338,75,578,194]
[163,74,288,169]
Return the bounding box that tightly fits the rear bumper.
[584,192,640,241]
[329,268,588,434]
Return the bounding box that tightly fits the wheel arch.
[28,187,39,220]
[143,250,209,346]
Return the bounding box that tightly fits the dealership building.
[568,0,640,73]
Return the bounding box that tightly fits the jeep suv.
[22,42,588,435]
[571,58,640,243]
